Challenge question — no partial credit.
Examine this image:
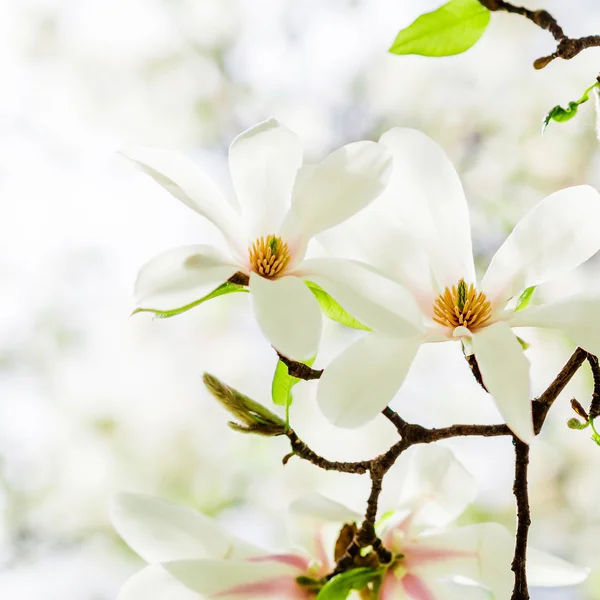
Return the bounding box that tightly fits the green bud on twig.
[203,373,287,436]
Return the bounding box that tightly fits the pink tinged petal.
[317,334,420,428]
[402,573,436,600]
[407,523,514,600]
[508,294,600,356]
[134,245,239,309]
[482,185,600,308]
[249,272,322,360]
[280,141,393,249]
[471,321,534,444]
[398,445,477,528]
[110,493,261,564]
[117,565,200,600]
[380,571,409,600]
[163,558,303,600]
[121,147,246,262]
[249,553,310,571]
[379,128,475,291]
[290,492,362,523]
[213,576,308,599]
[527,547,590,587]
[228,118,303,239]
[295,258,424,337]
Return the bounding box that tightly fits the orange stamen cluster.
[248,234,291,278]
[432,278,492,330]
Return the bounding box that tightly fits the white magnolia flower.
[110,492,337,600]
[126,118,394,360]
[317,127,600,442]
[293,445,589,600]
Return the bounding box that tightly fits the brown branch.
[228,271,250,286]
[478,0,600,69]
[586,353,600,420]
[511,437,531,599]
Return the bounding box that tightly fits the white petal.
[290,493,361,523]
[280,141,392,246]
[296,257,424,336]
[250,272,322,360]
[482,185,600,308]
[229,118,302,238]
[117,566,199,600]
[317,334,420,428]
[472,321,534,444]
[527,547,590,587]
[424,580,492,600]
[398,445,477,528]
[508,294,600,355]
[122,147,245,260]
[110,493,258,564]
[406,523,514,600]
[164,558,302,599]
[134,245,239,309]
[379,128,475,290]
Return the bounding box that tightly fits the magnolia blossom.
[317,127,600,442]
[126,118,395,360]
[111,446,588,600]
[110,492,346,600]
[293,445,589,599]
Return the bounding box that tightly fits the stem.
[511,437,531,599]
[587,353,600,420]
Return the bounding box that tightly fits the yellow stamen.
[248,234,291,278]
[432,278,492,330]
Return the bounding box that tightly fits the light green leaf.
[389,0,490,57]
[515,286,536,312]
[567,417,590,431]
[516,336,530,351]
[543,82,600,132]
[305,281,370,331]
[272,355,316,409]
[131,281,248,319]
[316,568,381,600]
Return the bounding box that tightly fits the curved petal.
[317,334,420,428]
[110,493,259,564]
[122,147,245,261]
[250,272,322,360]
[482,185,600,308]
[280,141,392,248]
[229,119,303,239]
[164,559,303,599]
[134,245,239,309]
[508,295,600,355]
[397,445,477,528]
[527,547,590,588]
[406,523,514,600]
[290,493,361,523]
[117,566,199,600]
[471,322,534,444]
[379,128,475,291]
[296,258,424,337]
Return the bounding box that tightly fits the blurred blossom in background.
[1,0,600,598]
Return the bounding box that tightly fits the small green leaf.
[316,568,381,600]
[543,82,600,132]
[515,286,536,312]
[305,281,370,331]
[132,281,248,319]
[272,355,316,408]
[516,336,530,351]
[567,417,590,430]
[389,0,490,58]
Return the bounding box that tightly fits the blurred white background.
[1,0,600,598]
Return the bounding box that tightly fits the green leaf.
[316,568,381,600]
[567,417,590,430]
[271,355,316,408]
[516,336,530,351]
[515,286,536,312]
[591,419,600,446]
[543,82,600,132]
[305,282,370,331]
[389,0,490,57]
[131,281,248,319]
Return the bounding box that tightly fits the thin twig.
[586,353,600,419]
[511,437,531,600]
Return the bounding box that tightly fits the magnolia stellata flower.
[125,118,395,360]
[110,492,357,600]
[317,127,600,442]
[293,445,589,599]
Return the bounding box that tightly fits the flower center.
[248,234,291,278]
[432,278,492,331]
